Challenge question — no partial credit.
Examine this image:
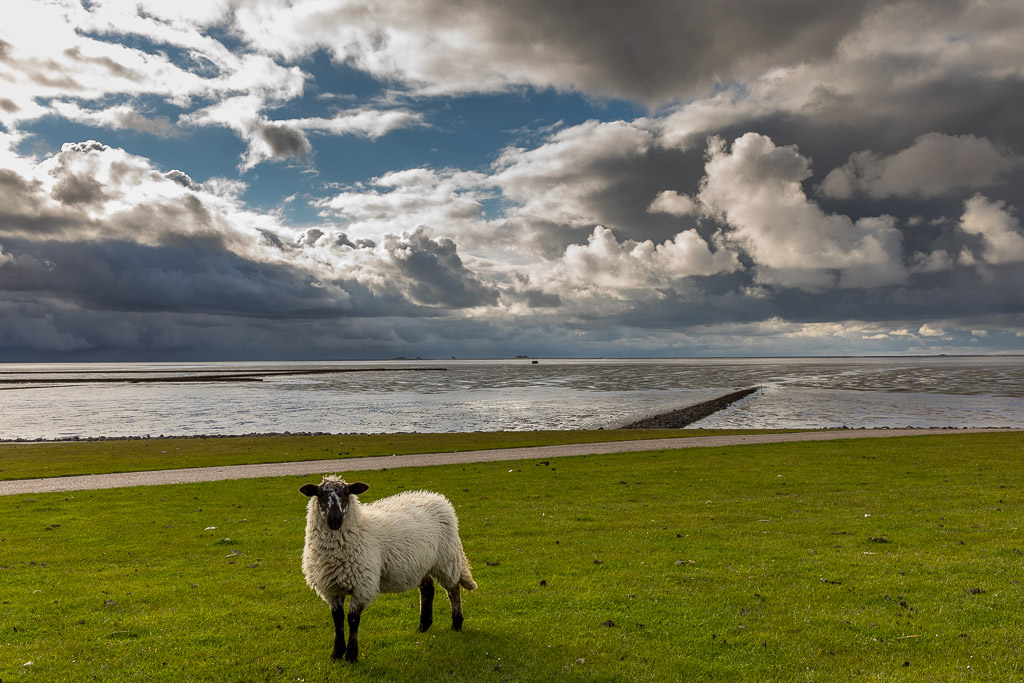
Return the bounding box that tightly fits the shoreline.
[1,424,1014,446]
[0,366,447,385]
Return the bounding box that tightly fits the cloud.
[493,120,655,225]
[255,122,312,165]
[553,225,739,294]
[287,110,424,139]
[371,227,499,308]
[696,133,906,290]
[243,109,425,169]
[49,101,180,137]
[819,133,1015,199]
[0,1,304,128]
[183,98,423,170]
[910,249,955,273]
[231,0,881,104]
[0,236,355,319]
[317,167,494,245]
[648,190,696,216]
[658,2,1024,150]
[163,169,200,190]
[487,119,663,256]
[0,140,505,334]
[2,1,1024,359]
[958,194,1024,264]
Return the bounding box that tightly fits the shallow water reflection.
[1,357,1021,440]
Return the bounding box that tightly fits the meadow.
[0,429,785,481]
[1,431,1021,680]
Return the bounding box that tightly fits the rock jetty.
[620,387,759,429]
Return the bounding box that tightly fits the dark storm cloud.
[0,169,46,217]
[0,237,345,317]
[255,0,910,105]
[556,258,1024,336]
[0,169,85,237]
[51,172,109,206]
[466,0,886,103]
[257,122,312,162]
[378,228,499,308]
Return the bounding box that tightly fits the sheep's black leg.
[345,605,363,663]
[445,585,464,631]
[418,576,435,632]
[330,599,346,660]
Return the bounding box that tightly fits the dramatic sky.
[2,0,1023,360]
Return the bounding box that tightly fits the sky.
[1,0,1023,361]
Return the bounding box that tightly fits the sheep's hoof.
[345,649,358,663]
[418,619,433,632]
[330,650,344,661]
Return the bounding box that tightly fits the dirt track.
[1,428,1015,496]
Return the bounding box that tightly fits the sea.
[1,357,1022,441]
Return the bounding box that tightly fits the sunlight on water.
[1,357,1022,440]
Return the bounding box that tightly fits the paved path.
[0,428,1015,496]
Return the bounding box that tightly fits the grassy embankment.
[0,429,794,481]
[1,431,1021,681]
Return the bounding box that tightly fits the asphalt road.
[2,428,1015,496]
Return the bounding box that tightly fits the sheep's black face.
[300,480,369,531]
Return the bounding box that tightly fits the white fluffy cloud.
[0,0,304,128]
[696,134,906,290]
[959,194,1024,264]
[820,133,1014,199]
[554,225,739,294]
[648,190,697,216]
[317,168,495,246]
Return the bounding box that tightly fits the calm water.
[1,357,1022,440]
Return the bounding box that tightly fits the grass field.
[0,429,792,481]
[1,431,1021,680]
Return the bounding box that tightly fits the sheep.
[299,475,477,662]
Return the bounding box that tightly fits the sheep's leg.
[418,576,435,632]
[444,585,464,631]
[330,598,347,660]
[345,602,365,663]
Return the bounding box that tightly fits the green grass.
[1,432,1021,681]
[0,429,793,481]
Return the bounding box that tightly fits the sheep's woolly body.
[302,485,476,611]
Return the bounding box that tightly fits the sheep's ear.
[299,484,319,497]
[348,482,369,495]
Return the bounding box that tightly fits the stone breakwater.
[620,387,759,429]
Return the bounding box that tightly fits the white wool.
[302,481,476,612]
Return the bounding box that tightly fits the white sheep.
[299,475,477,662]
